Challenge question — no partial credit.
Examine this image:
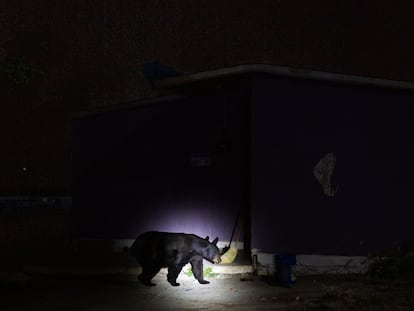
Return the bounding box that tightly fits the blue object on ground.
[274,254,296,286]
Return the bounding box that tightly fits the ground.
[1,272,413,311]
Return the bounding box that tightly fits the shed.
[73,64,414,257]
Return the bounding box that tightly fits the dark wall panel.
[73,91,248,241]
[252,75,414,255]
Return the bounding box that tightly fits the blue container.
[274,254,296,286]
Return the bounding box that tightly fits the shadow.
[260,275,294,288]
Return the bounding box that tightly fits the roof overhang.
[73,64,414,119]
[155,63,414,92]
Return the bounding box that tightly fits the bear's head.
[201,236,221,264]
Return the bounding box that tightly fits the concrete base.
[20,239,370,277]
[22,253,369,277]
[255,252,369,276]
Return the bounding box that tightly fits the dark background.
[2,1,414,194]
[2,1,414,254]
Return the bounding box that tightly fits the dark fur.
[130,231,221,286]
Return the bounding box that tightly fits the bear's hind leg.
[139,265,161,286]
[167,264,185,286]
[190,255,209,284]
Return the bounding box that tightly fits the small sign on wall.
[191,153,211,167]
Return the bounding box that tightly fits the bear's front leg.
[167,264,184,286]
[190,255,209,284]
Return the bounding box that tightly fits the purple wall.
[74,72,414,255]
[73,89,249,242]
[251,75,414,255]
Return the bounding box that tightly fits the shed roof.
[155,63,414,92]
[74,64,414,119]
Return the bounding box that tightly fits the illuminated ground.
[1,272,413,310]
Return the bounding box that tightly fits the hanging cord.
[221,207,242,254]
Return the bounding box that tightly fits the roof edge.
[155,64,414,92]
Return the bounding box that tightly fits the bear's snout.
[213,254,221,264]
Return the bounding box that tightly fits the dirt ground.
[1,272,414,311]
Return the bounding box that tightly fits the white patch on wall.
[313,152,338,197]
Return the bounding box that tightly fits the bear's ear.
[212,237,218,245]
[205,236,209,241]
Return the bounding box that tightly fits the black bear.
[130,231,221,286]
